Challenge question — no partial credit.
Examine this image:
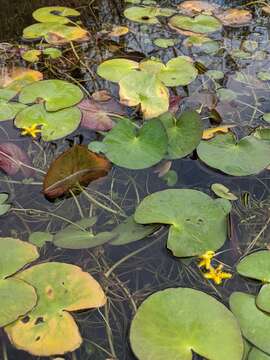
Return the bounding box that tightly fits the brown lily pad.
[43,145,111,199]
[216,9,252,26]
[177,1,219,16]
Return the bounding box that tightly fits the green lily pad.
[29,232,53,248]
[18,80,84,111]
[0,193,11,216]
[197,133,270,176]
[100,118,168,169]
[157,56,198,87]
[169,14,222,34]
[43,47,62,59]
[22,50,41,63]
[5,262,106,356]
[230,292,270,355]
[97,58,139,83]
[130,288,243,360]
[0,237,39,327]
[0,89,18,101]
[32,6,80,24]
[153,38,177,48]
[249,347,270,360]
[159,111,203,159]
[237,251,270,282]
[15,103,81,141]
[256,284,270,313]
[53,217,115,249]
[119,71,169,119]
[0,100,27,121]
[124,6,175,24]
[109,216,160,245]
[43,145,111,199]
[134,189,231,257]
[211,183,238,200]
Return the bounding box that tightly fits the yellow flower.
[203,264,232,285]
[198,250,215,270]
[21,124,42,138]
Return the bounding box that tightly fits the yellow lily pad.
[0,67,43,92]
[202,125,235,139]
[5,262,106,356]
[32,6,80,24]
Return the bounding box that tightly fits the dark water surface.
[0,0,270,359]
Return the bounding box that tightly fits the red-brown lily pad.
[43,145,111,199]
[0,143,34,177]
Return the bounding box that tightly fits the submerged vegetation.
[1,0,270,359]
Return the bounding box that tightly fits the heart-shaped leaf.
[197,133,270,176]
[119,71,169,119]
[0,143,34,177]
[15,103,82,141]
[237,251,270,282]
[0,237,39,327]
[43,145,111,199]
[124,6,175,24]
[130,288,243,360]
[159,111,203,159]
[134,189,231,257]
[230,292,270,355]
[211,183,238,200]
[97,58,139,83]
[0,100,27,121]
[32,6,80,24]
[169,14,222,33]
[22,50,42,63]
[96,118,168,169]
[5,262,106,356]
[18,80,84,111]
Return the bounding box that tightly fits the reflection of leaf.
[43,145,111,199]
[5,262,106,356]
[0,143,34,177]
[78,96,127,131]
[131,288,243,360]
[0,237,39,327]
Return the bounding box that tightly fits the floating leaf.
[22,50,42,63]
[0,193,11,216]
[0,100,27,121]
[5,262,106,356]
[230,292,270,355]
[237,251,270,283]
[124,6,175,24]
[0,89,17,101]
[0,142,34,177]
[211,183,238,201]
[130,288,243,360]
[78,96,126,131]
[0,67,43,92]
[197,133,270,176]
[53,217,115,249]
[100,118,168,169]
[134,189,231,257]
[159,111,203,159]
[29,232,53,248]
[109,216,159,245]
[15,104,81,141]
[249,348,270,360]
[43,145,111,199]
[177,1,219,16]
[108,26,129,37]
[0,237,39,327]
[32,6,80,24]
[169,14,222,34]
[43,47,62,59]
[119,71,169,119]
[216,9,252,26]
[202,125,235,139]
[97,58,139,83]
[19,80,84,111]
[153,38,177,48]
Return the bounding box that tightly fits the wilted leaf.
[108,26,129,37]
[43,145,111,199]
[202,125,235,139]
[0,143,34,177]
[0,67,43,92]
[177,1,219,15]
[216,9,252,26]
[22,50,42,63]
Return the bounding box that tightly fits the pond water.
[0,0,270,359]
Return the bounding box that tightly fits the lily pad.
[159,111,203,159]
[124,6,175,24]
[169,14,222,34]
[22,50,42,63]
[216,9,252,27]
[134,189,231,257]
[211,183,238,200]
[100,118,168,169]
[53,217,115,249]
[119,71,169,119]
[157,56,198,87]
[18,80,84,111]
[153,38,177,48]
[97,58,139,83]
[197,133,270,176]
[177,1,219,16]
[0,237,39,327]
[230,292,270,355]
[15,104,82,141]
[32,6,80,24]
[43,47,62,59]
[256,284,270,313]
[0,67,43,92]
[130,288,243,360]
[29,232,53,248]
[0,100,27,121]
[237,251,270,282]
[43,145,111,199]
[109,216,160,245]
[5,262,106,356]
[249,348,270,360]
